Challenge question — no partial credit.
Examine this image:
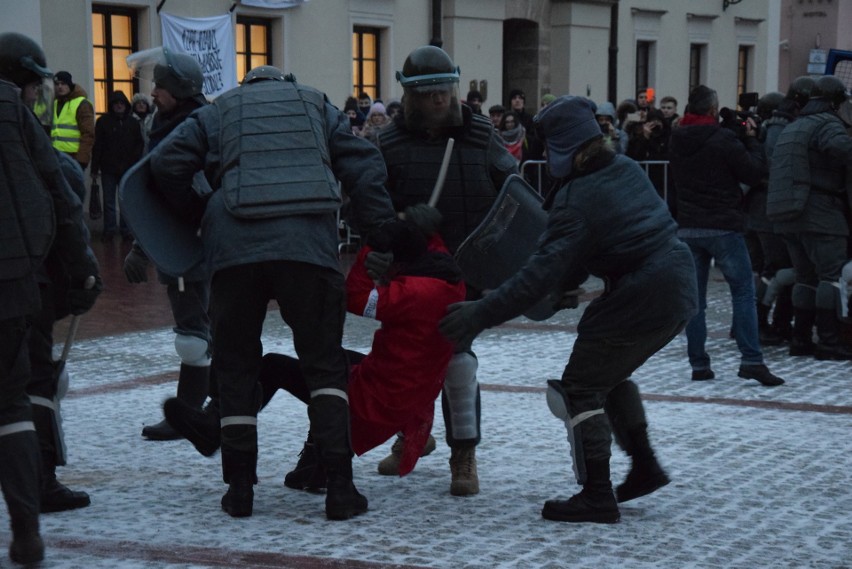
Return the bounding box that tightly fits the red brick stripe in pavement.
[42,535,431,569]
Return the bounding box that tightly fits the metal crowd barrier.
[520,158,671,201]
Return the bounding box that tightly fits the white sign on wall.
[160,12,237,99]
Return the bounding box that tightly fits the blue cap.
[533,96,601,178]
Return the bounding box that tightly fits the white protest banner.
[160,12,237,99]
[240,0,308,8]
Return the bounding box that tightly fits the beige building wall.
[1,0,795,116]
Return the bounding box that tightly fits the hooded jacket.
[669,116,766,232]
[91,91,144,176]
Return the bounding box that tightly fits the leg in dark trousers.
[0,317,45,564]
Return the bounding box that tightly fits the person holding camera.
[668,85,785,386]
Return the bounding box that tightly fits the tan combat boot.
[449,446,479,496]
[377,434,437,475]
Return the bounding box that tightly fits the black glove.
[364,251,394,281]
[439,301,487,351]
[124,245,150,283]
[404,203,442,237]
[67,275,103,315]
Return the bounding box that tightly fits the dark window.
[737,45,751,97]
[92,6,138,116]
[236,17,272,82]
[636,41,651,94]
[689,44,704,93]
[353,27,380,100]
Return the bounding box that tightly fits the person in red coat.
[165,219,466,489]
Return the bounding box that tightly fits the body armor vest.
[378,113,497,252]
[215,78,340,219]
[803,113,845,193]
[0,84,55,279]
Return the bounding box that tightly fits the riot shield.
[118,155,205,278]
[454,174,555,321]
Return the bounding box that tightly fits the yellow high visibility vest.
[51,96,86,153]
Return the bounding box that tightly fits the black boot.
[759,300,785,346]
[604,381,670,503]
[325,458,368,521]
[789,308,816,356]
[164,398,221,456]
[221,450,256,518]
[9,515,44,565]
[814,309,852,361]
[770,288,794,342]
[616,458,670,503]
[40,457,90,513]
[541,459,619,523]
[284,436,327,493]
[143,364,210,440]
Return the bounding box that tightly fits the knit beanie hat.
[534,96,602,179]
[54,70,73,87]
[367,102,387,119]
[540,93,557,107]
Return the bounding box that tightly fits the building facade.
[3,1,845,117]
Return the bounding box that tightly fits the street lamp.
[723,0,744,10]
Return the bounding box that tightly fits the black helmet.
[811,75,849,108]
[786,76,815,108]
[398,46,459,86]
[243,65,285,84]
[153,51,203,100]
[756,91,784,120]
[0,32,52,87]
[397,46,462,131]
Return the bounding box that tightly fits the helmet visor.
[126,46,173,84]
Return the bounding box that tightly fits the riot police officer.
[768,75,852,360]
[0,32,101,564]
[373,45,518,496]
[123,47,211,440]
[146,65,396,520]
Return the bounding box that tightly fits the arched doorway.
[502,18,539,110]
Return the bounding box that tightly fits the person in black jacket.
[439,96,698,524]
[90,90,144,241]
[0,32,101,565]
[669,85,784,386]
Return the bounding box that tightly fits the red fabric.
[346,236,465,475]
[678,113,718,127]
[503,137,524,162]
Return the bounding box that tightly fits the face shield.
[17,53,54,128]
[126,46,171,84]
[398,69,462,132]
[24,78,55,127]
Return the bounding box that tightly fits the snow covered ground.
[1,270,850,568]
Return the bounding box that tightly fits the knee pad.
[791,283,817,310]
[546,380,605,485]
[174,334,210,366]
[441,352,479,443]
[763,268,796,306]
